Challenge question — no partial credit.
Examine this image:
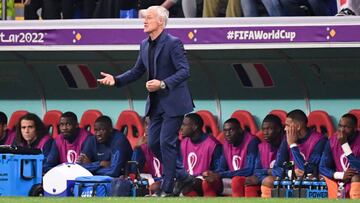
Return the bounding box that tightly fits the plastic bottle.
[273,177,280,189]
[307,174,313,190]
[273,177,281,197]
[302,174,311,190]
[337,182,346,199]
[319,177,328,198]
[312,177,319,190]
[294,177,301,189]
[281,177,292,191]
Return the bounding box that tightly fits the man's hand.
[135,135,147,148]
[146,79,161,92]
[286,124,298,145]
[202,170,220,183]
[337,130,348,145]
[343,168,357,182]
[97,72,115,86]
[77,153,91,164]
[295,168,304,178]
[100,161,111,168]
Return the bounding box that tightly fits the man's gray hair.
[147,6,169,27]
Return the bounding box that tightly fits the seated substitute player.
[131,117,163,194]
[245,114,284,198]
[272,109,327,183]
[0,111,15,145]
[178,113,222,196]
[320,113,360,199]
[202,118,260,197]
[44,112,92,172]
[77,115,133,177]
[14,113,53,170]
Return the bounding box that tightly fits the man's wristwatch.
[160,81,166,89]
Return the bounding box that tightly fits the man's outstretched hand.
[97,72,115,86]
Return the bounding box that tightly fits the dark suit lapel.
[154,33,167,77]
[143,41,149,73]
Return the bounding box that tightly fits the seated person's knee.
[352,175,360,182]
[245,175,260,186]
[262,176,275,187]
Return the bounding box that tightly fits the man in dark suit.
[98,5,194,197]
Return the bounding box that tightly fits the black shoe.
[336,8,356,16]
[173,175,195,196]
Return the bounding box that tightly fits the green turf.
[0,197,356,203]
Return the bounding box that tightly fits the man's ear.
[159,17,165,27]
[192,124,198,131]
[275,126,281,134]
[295,121,303,131]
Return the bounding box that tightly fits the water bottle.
[308,174,314,190]
[312,177,319,190]
[294,177,301,189]
[274,177,280,189]
[293,177,302,198]
[131,178,137,197]
[337,182,346,199]
[272,177,281,197]
[281,177,291,189]
[319,177,328,198]
[302,175,311,190]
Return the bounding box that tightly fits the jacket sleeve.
[292,137,326,174]
[272,139,289,177]
[319,140,336,179]
[95,134,133,177]
[219,138,259,178]
[254,151,269,179]
[342,142,360,171]
[81,136,96,160]
[131,146,146,173]
[210,144,223,172]
[43,141,60,173]
[347,154,360,171]
[42,138,53,162]
[163,38,190,90]
[115,44,146,87]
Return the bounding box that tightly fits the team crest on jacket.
[232,155,242,170]
[187,152,198,175]
[67,150,77,163]
[340,153,349,171]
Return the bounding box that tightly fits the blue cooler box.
[0,153,43,196]
[73,176,113,197]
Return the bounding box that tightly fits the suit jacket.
[115,32,194,116]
